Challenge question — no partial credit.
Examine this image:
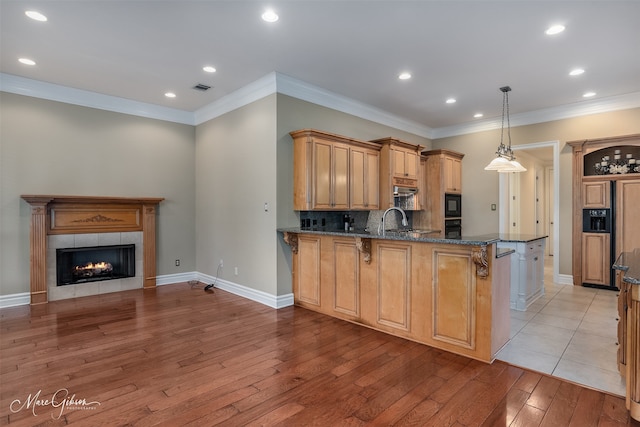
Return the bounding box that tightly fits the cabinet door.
[376,242,411,332]
[444,156,462,193]
[295,235,322,306]
[583,181,610,208]
[432,247,475,349]
[332,238,360,317]
[312,140,349,210]
[393,149,408,177]
[392,149,419,180]
[350,147,379,210]
[312,140,333,209]
[405,151,419,179]
[332,144,349,209]
[616,179,640,255]
[581,233,610,285]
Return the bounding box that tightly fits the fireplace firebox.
[56,244,135,286]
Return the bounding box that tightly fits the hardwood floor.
[1,284,637,426]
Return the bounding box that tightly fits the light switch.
[264,202,269,212]
[491,204,497,211]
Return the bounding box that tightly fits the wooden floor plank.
[0,284,637,426]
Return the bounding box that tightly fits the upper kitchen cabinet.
[443,153,463,193]
[582,181,610,208]
[370,137,424,209]
[422,149,464,195]
[350,146,380,210]
[291,129,381,211]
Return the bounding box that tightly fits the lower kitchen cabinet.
[498,237,546,311]
[285,232,510,363]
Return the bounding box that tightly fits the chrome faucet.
[378,207,409,236]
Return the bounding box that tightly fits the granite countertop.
[278,227,501,246]
[613,248,640,285]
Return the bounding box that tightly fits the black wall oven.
[444,219,462,239]
[444,193,461,217]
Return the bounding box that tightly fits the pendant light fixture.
[484,86,527,173]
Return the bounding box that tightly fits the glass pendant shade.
[485,86,526,173]
[484,156,512,170]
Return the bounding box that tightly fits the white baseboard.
[0,292,31,308]
[155,272,199,286]
[557,273,574,286]
[0,272,293,310]
[194,272,294,309]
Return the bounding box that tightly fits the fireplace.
[21,195,163,304]
[56,244,135,286]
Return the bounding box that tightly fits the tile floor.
[495,256,626,397]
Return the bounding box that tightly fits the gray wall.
[195,95,279,295]
[0,92,196,296]
[433,107,640,276]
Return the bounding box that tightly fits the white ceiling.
[1,0,639,136]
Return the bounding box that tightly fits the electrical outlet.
[175,259,180,266]
[219,259,223,267]
[234,266,238,276]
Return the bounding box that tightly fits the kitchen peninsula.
[279,227,514,363]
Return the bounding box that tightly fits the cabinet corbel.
[472,246,489,279]
[283,232,298,254]
[355,237,372,264]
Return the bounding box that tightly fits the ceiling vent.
[193,83,211,91]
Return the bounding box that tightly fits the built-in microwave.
[444,193,461,217]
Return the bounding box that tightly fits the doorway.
[499,140,560,284]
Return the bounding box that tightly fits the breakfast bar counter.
[279,228,512,363]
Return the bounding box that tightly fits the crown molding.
[0,73,194,125]
[193,72,277,125]
[3,72,639,141]
[432,91,640,139]
[274,72,434,139]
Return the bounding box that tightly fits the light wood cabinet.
[432,247,476,349]
[443,155,463,193]
[583,181,610,208]
[370,137,424,209]
[350,146,379,210]
[581,233,611,286]
[392,148,419,180]
[616,179,640,256]
[330,238,361,317]
[375,241,411,332]
[291,129,381,211]
[293,234,322,306]
[313,139,349,210]
[415,149,465,236]
[285,232,511,363]
[567,134,640,287]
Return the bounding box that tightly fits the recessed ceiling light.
[474,113,483,118]
[25,10,47,21]
[164,92,176,98]
[569,68,585,76]
[203,66,216,73]
[583,91,596,98]
[445,98,456,104]
[398,72,411,80]
[262,9,279,22]
[18,58,36,66]
[545,24,565,35]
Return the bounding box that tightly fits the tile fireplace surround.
[21,195,163,305]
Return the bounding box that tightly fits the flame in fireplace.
[73,261,113,277]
